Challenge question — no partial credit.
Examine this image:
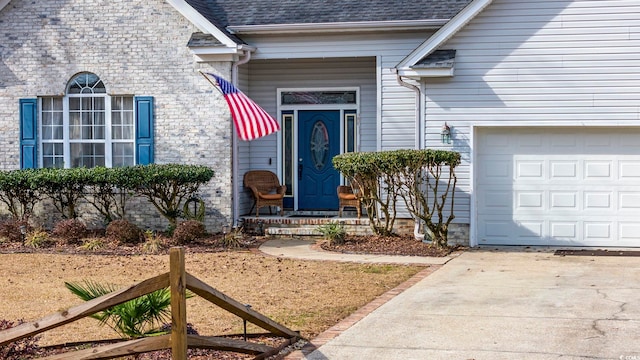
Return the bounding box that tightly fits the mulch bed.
[320,234,455,257]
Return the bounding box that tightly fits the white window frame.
[39,77,135,168]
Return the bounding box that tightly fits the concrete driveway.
[303,249,640,359]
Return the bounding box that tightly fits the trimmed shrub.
[129,164,214,229]
[172,220,206,245]
[38,167,91,219]
[0,169,44,221]
[52,219,88,244]
[333,149,461,248]
[106,219,142,245]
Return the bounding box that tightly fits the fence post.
[170,247,187,360]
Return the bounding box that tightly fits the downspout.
[231,49,252,227]
[395,70,426,242]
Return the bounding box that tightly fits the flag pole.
[199,70,224,95]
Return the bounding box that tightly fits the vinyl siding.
[423,0,640,225]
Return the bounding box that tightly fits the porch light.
[441,123,451,144]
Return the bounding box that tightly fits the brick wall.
[0,0,233,231]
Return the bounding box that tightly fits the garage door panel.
[516,191,544,209]
[550,161,578,179]
[477,157,511,183]
[618,192,640,209]
[619,223,640,242]
[584,222,612,240]
[584,192,612,210]
[584,161,612,179]
[476,127,640,247]
[479,190,512,211]
[516,221,544,239]
[550,192,577,209]
[516,161,544,179]
[550,222,578,240]
[619,161,640,180]
[481,220,512,238]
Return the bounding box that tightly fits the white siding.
[423,0,640,226]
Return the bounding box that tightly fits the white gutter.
[0,0,10,11]
[394,70,426,242]
[227,19,448,34]
[231,50,252,227]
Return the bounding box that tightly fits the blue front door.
[298,110,340,210]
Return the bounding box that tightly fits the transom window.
[40,73,135,168]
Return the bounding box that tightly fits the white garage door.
[476,127,640,247]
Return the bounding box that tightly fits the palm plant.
[64,280,172,339]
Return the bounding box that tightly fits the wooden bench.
[243,170,286,217]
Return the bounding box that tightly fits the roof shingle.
[186,0,472,28]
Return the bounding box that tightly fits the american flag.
[207,73,280,141]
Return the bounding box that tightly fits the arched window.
[40,73,137,168]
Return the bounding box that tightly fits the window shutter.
[19,98,38,169]
[135,96,154,165]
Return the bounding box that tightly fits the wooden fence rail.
[0,247,300,359]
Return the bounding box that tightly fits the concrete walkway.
[262,241,640,360]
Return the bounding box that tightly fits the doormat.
[554,249,640,257]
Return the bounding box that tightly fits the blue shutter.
[19,98,38,169]
[135,96,154,165]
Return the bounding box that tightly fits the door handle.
[298,164,303,180]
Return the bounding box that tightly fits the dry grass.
[0,250,426,347]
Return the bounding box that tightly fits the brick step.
[266,226,323,236]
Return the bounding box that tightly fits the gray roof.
[414,49,456,68]
[186,0,472,40]
[187,32,224,47]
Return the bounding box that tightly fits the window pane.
[345,113,356,153]
[112,111,121,125]
[42,143,64,168]
[112,143,134,167]
[68,73,106,94]
[281,91,357,105]
[112,96,134,140]
[282,113,293,196]
[41,97,64,141]
[82,97,92,110]
[69,97,80,110]
[42,112,52,127]
[71,143,105,168]
[94,97,105,111]
[94,112,105,139]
